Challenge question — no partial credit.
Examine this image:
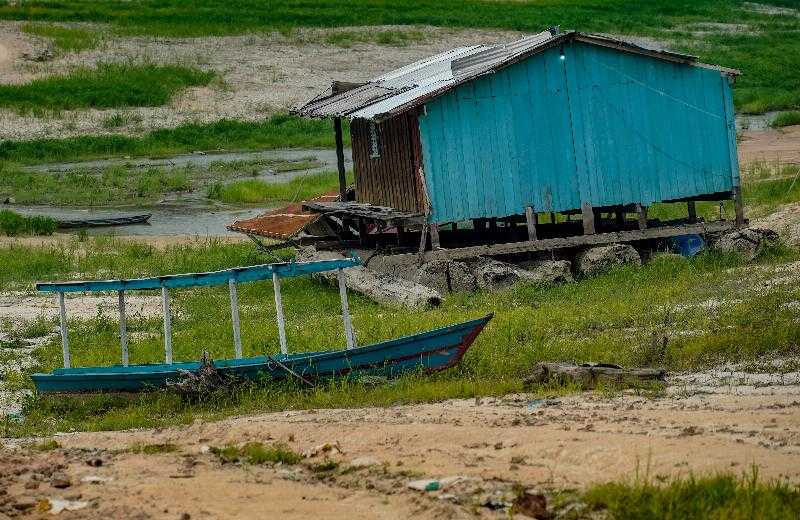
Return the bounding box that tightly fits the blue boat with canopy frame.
[31,257,492,393]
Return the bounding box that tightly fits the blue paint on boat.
[31,314,493,393]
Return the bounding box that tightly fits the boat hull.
[31,314,492,393]
[57,214,151,229]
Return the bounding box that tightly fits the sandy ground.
[739,125,800,168]
[0,22,520,140]
[0,363,798,519]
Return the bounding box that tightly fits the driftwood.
[167,351,228,396]
[298,247,442,308]
[524,362,666,390]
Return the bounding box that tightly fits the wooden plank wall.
[351,113,421,213]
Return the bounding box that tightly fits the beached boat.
[32,257,491,394]
[57,213,151,229]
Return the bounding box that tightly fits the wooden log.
[636,204,648,230]
[687,201,697,223]
[523,362,666,390]
[333,117,347,203]
[429,223,441,249]
[733,186,745,227]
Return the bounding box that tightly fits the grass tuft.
[0,209,57,236]
[127,442,179,454]
[0,63,215,114]
[583,468,800,520]
[771,111,800,129]
[211,442,302,465]
[29,439,60,451]
[20,23,101,53]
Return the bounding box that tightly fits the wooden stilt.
[334,117,347,203]
[733,186,745,227]
[687,201,697,223]
[581,202,595,235]
[636,204,648,230]
[118,290,128,366]
[272,272,288,355]
[161,287,172,364]
[229,278,242,359]
[58,292,70,369]
[337,269,356,349]
[525,206,538,241]
[429,223,441,249]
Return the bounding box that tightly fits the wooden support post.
[429,223,441,249]
[636,204,648,230]
[615,209,625,228]
[337,268,356,349]
[118,290,128,367]
[525,206,537,241]
[549,212,556,225]
[687,201,697,223]
[57,292,70,369]
[581,202,595,235]
[358,218,369,245]
[272,271,288,355]
[489,218,498,233]
[733,186,745,227]
[229,277,242,359]
[161,287,172,364]
[451,222,458,231]
[333,117,347,203]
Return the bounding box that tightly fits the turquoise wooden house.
[287,29,742,253]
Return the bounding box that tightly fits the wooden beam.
[272,272,288,355]
[636,204,648,230]
[118,290,128,367]
[161,287,172,364]
[333,117,347,203]
[389,221,736,264]
[733,186,745,227]
[525,206,537,241]
[687,201,697,223]
[229,278,242,359]
[581,202,595,235]
[57,292,70,369]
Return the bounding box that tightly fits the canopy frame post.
[118,290,128,367]
[57,292,70,369]
[273,271,288,355]
[161,286,173,364]
[229,277,242,359]
[337,268,356,349]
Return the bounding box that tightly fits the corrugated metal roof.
[227,193,338,240]
[293,30,737,122]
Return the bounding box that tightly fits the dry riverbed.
[1,362,799,519]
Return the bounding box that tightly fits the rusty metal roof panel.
[293,30,737,122]
[227,193,338,240]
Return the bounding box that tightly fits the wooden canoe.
[57,213,151,229]
[31,314,492,393]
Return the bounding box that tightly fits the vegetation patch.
[29,439,60,451]
[583,469,800,519]
[0,115,345,165]
[20,23,101,53]
[207,170,353,204]
[0,209,57,236]
[211,442,302,465]
[0,63,215,114]
[319,29,426,48]
[127,442,179,454]
[771,111,800,129]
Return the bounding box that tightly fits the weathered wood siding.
[351,114,422,212]
[418,41,740,224]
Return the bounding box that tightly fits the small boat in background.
[31,257,492,394]
[56,213,151,229]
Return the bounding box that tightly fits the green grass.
[2,234,800,436]
[0,114,346,165]
[1,0,799,113]
[211,442,302,465]
[583,469,800,520]
[127,442,179,454]
[320,29,426,48]
[207,170,353,204]
[0,209,57,236]
[0,156,322,206]
[771,111,800,129]
[0,63,214,114]
[20,23,101,53]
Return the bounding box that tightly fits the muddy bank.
[1,359,799,518]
